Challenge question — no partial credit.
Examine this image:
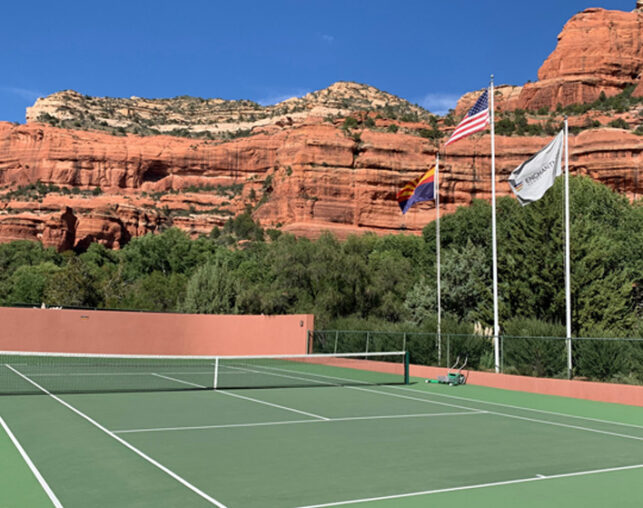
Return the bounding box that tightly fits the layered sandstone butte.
[517,7,643,110]
[0,120,640,250]
[1,4,642,250]
[26,82,432,139]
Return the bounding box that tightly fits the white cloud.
[321,34,335,44]
[416,92,461,115]
[1,86,44,102]
[256,88,310,106]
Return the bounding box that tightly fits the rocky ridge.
[26,82,432,139]
[1,4,642,250]
[0,118,639,250]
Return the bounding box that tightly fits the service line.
[112,410,486,434]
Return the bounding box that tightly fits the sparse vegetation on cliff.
[29,82,437,140]
[1,181,102,202]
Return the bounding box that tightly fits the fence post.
[446,335,450,368]
[402,332,407,353]
[366,331,370,353]
[334,331,339,354]
[500,335,503,373]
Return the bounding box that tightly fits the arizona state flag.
[397,166,436,214]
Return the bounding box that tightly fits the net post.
[213,357,219,390]
[404,351,410,385]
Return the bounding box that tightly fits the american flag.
[444,89,490,146]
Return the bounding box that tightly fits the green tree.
[181,255,238,314]
[120,228,217,279]
[4,262,60,305]
[43,257,101,307]
[115,271,187,312]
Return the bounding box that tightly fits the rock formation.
[26,82,432,139]
[516,7,643,110]
[1,4,642,250]
[0,119,640,250]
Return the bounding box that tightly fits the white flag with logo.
[508,131,564,206]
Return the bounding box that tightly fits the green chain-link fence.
[308,330,643,384]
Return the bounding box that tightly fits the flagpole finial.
[490,74,494,82]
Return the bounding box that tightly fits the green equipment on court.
[425,356,468,386]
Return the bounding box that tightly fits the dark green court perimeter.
[1,367,642,507]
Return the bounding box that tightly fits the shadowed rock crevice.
[142,161,170,183]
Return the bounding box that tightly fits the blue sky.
[0,0,635,122]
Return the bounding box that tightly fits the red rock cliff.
[0,121,640,250]
[517,8,643,110]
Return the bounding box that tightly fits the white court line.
[151,371,330,421]
[349,385,486,412]
[232,363,487,416]
[295,463,643,508]
[390,385,643,430]
[219,391,330,421]
[4,364,228,508]
[243,362,643,435]
[347,386,643,442]
[166,361,643,443]
[29,371,247,377]
[233,362,365,386]
[151,372,205,388]
[225,364,333,386]
[113,410,486,434]
[0,416,63,508]
[224,363,643,440]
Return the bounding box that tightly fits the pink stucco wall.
[0,307,313,356]
[409,364,643,407]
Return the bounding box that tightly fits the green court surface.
[1,361,641,507]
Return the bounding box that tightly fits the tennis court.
[1,351,641,507]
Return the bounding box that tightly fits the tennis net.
[0,350,409,395]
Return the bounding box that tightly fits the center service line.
[150,371,330,421]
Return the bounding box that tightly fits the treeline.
[0,177,641,341]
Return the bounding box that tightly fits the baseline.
[295,463,643,508]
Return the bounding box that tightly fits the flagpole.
[435,153,441,366]
[564,116,572,379]
[490,76,500,373]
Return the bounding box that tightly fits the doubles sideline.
[214,361,643,442]
[0,416,63,508]
[137,363,643,442]
[4,364,229,508]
